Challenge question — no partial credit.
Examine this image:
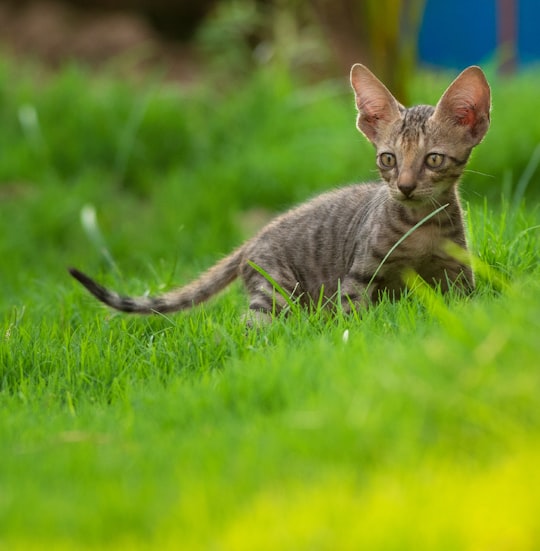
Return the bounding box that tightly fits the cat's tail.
[68,247,244,314]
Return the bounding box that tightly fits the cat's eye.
[379,152,396,168]
[425,153,445,169]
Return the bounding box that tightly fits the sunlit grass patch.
[218,445,540,551]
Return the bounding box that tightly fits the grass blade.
[80,204,119,274]
[367,202,450,292]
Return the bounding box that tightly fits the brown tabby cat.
[69,64,491,322]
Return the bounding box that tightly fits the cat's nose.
[397,182,416,198]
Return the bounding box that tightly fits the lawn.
[1,57,540,549]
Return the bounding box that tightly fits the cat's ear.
[433,66,491,146]
[350,64,403,144]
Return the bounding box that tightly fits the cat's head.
[350,64,491,205]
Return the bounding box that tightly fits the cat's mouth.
[396,195,437,211]
[393,186,439,205]
[395,192,425,204]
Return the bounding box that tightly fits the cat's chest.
[372,217,446,259]
[374,224,448,286]
[377,224,447,276]
[401,224,443,256]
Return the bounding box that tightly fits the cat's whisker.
[463,169,495,178]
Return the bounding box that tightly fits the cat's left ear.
[433,66,491,146]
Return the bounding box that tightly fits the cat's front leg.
[441,262,475,295]
[422,257,475,295]
[339,270,378,313]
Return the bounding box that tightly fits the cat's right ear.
[350,64,403,144]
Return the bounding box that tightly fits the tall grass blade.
[80,204,119,273]
[368,203,449,292]
[512,142,540,209]
[247,260,298,313]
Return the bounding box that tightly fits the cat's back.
[255,181,384,239]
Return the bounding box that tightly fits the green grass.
[1,57,540,549]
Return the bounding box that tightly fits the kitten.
[69,64,491,322]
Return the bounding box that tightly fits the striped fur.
[70,65,490,321]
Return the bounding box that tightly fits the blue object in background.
[518,0,540,64]
[419,0,540,69]
[419,0,497,68]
